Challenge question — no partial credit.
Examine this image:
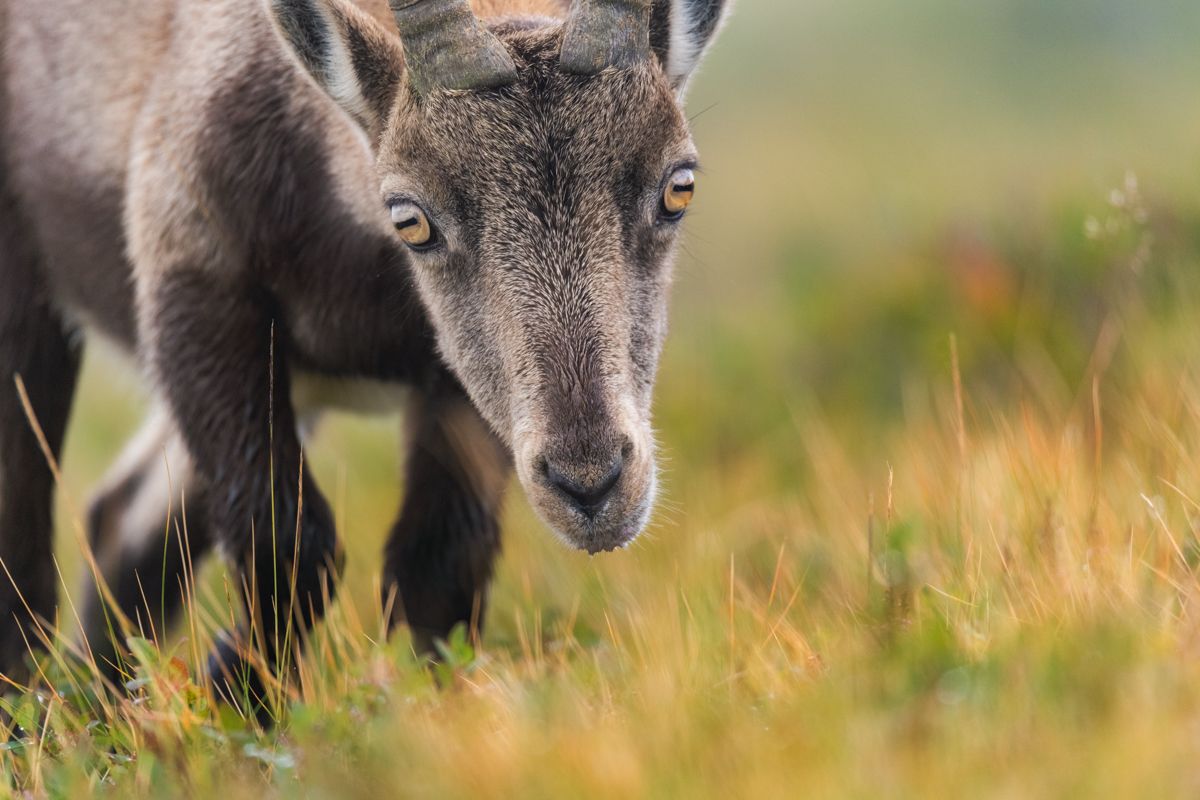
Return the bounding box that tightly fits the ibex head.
[270,0,731,553]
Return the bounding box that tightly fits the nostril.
[544,454,624,517]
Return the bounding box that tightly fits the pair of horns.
[389,0,652,95]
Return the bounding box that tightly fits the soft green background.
[25,1,1200,795]
[61,0,1200,602]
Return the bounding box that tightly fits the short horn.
[559,0,652,74]
[389,0,517,96]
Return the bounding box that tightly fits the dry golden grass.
[8,2,1200,795]
[7,312,1200,797]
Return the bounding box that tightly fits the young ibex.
[0,0,730,690]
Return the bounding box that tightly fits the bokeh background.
[60,0,1200,610]
[34,1,1200,794]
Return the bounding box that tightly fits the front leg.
[384,388,511,654]
[143,271,339,701]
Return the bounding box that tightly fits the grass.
[14,288,1200,797]
[8,0,1200,796]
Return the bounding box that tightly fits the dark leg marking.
[79,414,215,682]
[0,176,82,682]
[146,270,339,714]
[383,388,511,654]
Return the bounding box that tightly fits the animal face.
[376,30,691,551]
[270,0,730,552]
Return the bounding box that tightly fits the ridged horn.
[559,0,652,74]
[389,0,517,96]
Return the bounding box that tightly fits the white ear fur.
[268,0,401,135]
[662,0,734,94]
[318,8,373,126]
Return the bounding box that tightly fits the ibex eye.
[661,168,696,219]
[389,201,437,249]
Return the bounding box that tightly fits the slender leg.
[141,271,339,710]
[0,189,82,682]
[383,388,511,654]
[79,409,214,680]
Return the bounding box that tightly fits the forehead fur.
[378,23,691,196]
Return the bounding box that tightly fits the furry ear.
[649,0,733,94]
[268,0,405,139]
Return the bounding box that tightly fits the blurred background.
[27,0,1200,793]
[55,0,1200,665]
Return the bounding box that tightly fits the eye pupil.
[662,168,696,217]
[389,201,435,248]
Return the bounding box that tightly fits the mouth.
[580,522,643,554]
[512,423,658,555]
[576,517,640,554]
[532,468,657,555]
[570,518,645,555]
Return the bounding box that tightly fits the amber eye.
[661,168,696,218]
[390,201,436,248]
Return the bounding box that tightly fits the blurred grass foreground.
[8,0,1200,796]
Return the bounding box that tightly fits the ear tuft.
[268,0,404,138]
[649,0,733,94]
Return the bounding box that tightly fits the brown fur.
[0,0,732,691]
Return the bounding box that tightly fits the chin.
[532,470,658,555]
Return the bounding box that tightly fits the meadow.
[7,0,1200,795]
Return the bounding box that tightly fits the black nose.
[544,455,624,518]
